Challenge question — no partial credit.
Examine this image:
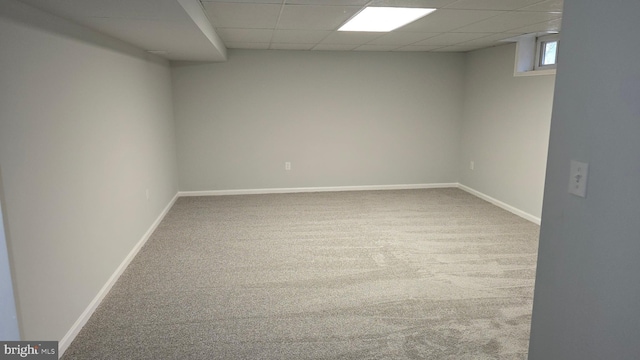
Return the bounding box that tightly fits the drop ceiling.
[16,0,563,61]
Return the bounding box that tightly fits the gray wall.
[172,50,465,191]
[528,0,640,359]
[459,43,555,220]
[0,0,178,340]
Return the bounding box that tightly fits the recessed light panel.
[338,7,436,32]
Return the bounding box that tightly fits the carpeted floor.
[62,188,539,359]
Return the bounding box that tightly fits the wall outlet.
[568,160,588,198]
[285,162,291,171]
[470,161,475,170]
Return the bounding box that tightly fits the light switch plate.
[569,160,588,198]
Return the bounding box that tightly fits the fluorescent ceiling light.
[339,7,436,32]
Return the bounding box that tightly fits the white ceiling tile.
[354,44,399,51]
[312,43,359,51]
[217,28,274,43]
[432,44,484,52]
[277,5,361,30]
[366,32,438,46]
[457,33,518,45]
[399,9,502,32]
[444,0,545,10]
[520,0,564,12]
[321,31,384,45]
[202,0,282,3]
[369,0,459,7]
[226,42,271,49]
[286,0,369,5]
[393,45,444,51]
[203,2,281,29]
[413,32,494,45]
[509,18,561,34]
[454,11,561,32]
[269,43,315,50]
[271,29,331,43]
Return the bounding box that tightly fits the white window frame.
[534,34,559,70]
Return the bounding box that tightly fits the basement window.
[534,34,559,70]
[512,33,559,76]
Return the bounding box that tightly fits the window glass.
[541,41,558,66]
[534,34,559,70]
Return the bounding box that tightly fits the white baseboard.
[457,184,541,225]
[58,192,179,358]
[178,183,458,197]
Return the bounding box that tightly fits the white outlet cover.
[569,160,588,198]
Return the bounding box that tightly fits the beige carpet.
[62,188,539,359]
